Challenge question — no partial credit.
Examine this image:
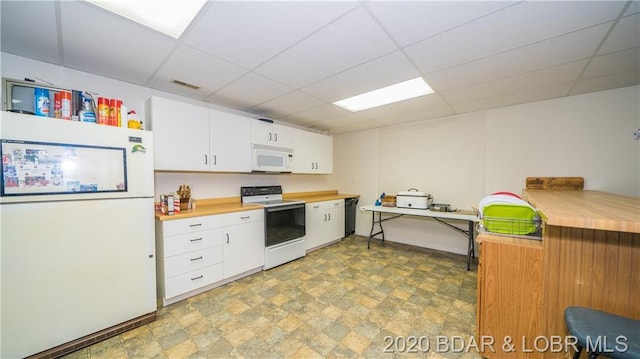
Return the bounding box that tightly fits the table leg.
[368,211,385,249]
[467,220,475,271]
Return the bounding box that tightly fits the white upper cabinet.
[148,96,330,175]
[146,96,251,172]
[291,128,333,174]
[209,110,251,173]
[251,120,291,147]
[147,96,210,171]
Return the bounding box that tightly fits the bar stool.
[564,306,640,359]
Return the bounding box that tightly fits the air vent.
[171,79,201,90]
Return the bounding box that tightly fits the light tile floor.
[63,235,480,358]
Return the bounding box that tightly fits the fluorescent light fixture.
[333,77,434,112]
[86,0,207,38]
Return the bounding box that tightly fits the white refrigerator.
[0,112,157,358]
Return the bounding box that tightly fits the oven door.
[265,203,305,247]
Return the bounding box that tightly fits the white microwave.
[252,144,293,173]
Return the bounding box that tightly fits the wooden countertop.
[283,190,360,203]
[522,189,640,233]
[156,190,359,221]
[155,197,262,221]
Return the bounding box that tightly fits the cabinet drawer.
[165,263,223,299]
[164,246,223,278]
[164,228,222,257]
[163,215,222,237]
[223,210,264,227]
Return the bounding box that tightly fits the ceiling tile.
[283,104,351,125]
[311,113,371,128]
[365,1,515,47]
[60,2,176,84]
[207,72,293,110]
[0,1,60,65]
[625,0,640,16]
[254,7,398,88]
[570,70,640,96]
[427,23,610,92]
[452,83,574,113]
[301,51,421,102]
[598,13,640,55]
[583,47,640,79]
[406,1,625,74]
[327,119,381,135]
[1,1,637,135]
[440,60,588,104]
[249,91,326,119]
[147,45,248,99]
[183,1,358,69]
[358,94,451,120]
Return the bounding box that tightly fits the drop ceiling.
[1,0,638,134]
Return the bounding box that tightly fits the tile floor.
[63,235,480,358]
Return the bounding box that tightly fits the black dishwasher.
[345,197,359,236]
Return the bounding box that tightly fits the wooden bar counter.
[477,190,640,358]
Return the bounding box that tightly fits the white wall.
[1,53,337,200]
[335,85,640,254]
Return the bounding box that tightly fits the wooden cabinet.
[305,199,345,251]
[477,190,640,358]
[146,96,251,172]
[155,215,224,306]
[222,210,265,279]
[476,234,544,358]
[251,119,291,147]
[291,129,333,174]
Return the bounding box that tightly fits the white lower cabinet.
[305,199,345,251]
[156,209,264,306]
[222,210,265,279]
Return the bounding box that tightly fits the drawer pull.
[191,275,204,281]
[190,256,203,262]
[190,237,203,242]
[189,223,202,228]
[240,216,250,220]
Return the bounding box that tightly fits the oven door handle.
[265,203,305,212]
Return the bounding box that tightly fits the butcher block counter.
[156,190,359,221]
[522,189,640,233]
[284,190,360,203]
[477,190,640,358]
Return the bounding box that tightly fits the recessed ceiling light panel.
[86,0,207,38]
[334,77,434,112]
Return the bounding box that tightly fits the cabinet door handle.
[190,237,203,242]
[324,214,327,222]
[328,213,331,221]
[274,133,278,142]
[268,132,272,141]
[189,223,202,228]
[204,154,208,165]
[311,162,314,170]
[226,233,230,243]
[191,275,204,281]
[213,155,217,165]
[190,256,203,261]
